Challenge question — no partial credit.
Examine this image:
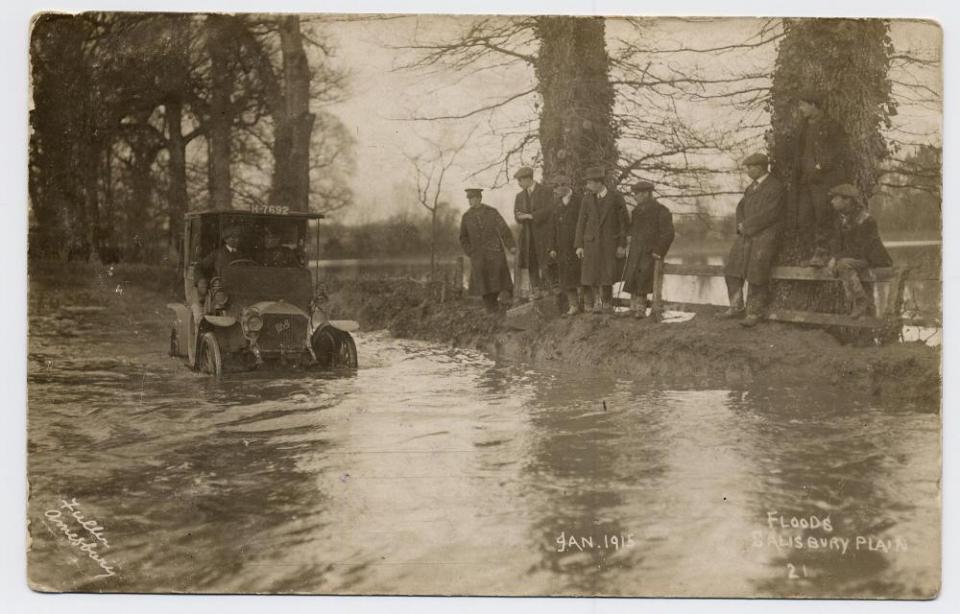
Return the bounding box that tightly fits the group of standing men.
[459,166,674,318]
[459,90,892,324]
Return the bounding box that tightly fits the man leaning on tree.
[718,153,786,328]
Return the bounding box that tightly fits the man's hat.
[797,89,824,106]
[742,153,769,167]
[464,188,483,197]
[550,174,571,187]
[828,183,860,199]
[513,166,534,179]
[223,225,241,239]
[632,180,654,193]
[583,166,605,181]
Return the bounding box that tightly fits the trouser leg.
[527,240,541,292]
[482,292,500,313]
[600,285,613,312]
[811,185,835,255]
[745,283,768,317]
[724,276,746,312]
[583,286,596,312]
[836,258,869,314]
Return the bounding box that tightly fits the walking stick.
[614,245,630,307]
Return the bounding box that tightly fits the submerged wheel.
[336,330,358,368]
[199,331,223,376]
[311,326,358,369]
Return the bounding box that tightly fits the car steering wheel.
[229,258,259,266]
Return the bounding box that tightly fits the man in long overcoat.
[460,188,517,313]
[575,166,629,314]
[545,174,582,316]
[513,166,555,297]
[794,90,847,266]
[720,153,785,327]
[622,181,675,319]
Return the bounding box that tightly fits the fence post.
[651,257,664,321]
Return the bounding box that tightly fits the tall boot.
[717,277,746,319]
[600,285,614,314]
[565,289,581,316]
[633,294,648,319]
[583,286,598,314]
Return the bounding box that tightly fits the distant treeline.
[321,206,463,260]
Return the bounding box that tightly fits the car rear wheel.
[199,332,223,376]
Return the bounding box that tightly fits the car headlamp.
[242,309,263,332]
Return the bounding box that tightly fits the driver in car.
[191,224,247,319]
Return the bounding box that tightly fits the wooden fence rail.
[626,260,928,330]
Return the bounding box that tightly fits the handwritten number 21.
[787,563,809,579]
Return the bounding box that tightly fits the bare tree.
[405,127,477,281]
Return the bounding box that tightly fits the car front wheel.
[199,331,223,376]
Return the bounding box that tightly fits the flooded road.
[28,293,940,597]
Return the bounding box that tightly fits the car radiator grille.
[259,314,307,352]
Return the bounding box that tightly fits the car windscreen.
[218,216,308,268]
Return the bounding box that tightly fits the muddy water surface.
[29,323,940,597]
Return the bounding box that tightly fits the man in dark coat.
[575,166,629,314]
[190,224,249,322]
[826,183,893,318]
[720,153,785,327]
[622,181,675,319]
[545,174,583,316]
[513,166,555,298]
[460,188,517,313]
[794,90,847,266]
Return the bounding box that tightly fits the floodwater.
[28,312,940,597]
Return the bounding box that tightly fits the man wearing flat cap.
[720,153,785,327]
[795,89,847,266]
[545,174,583,315]
[460,188,517,313]
[513,166,555,298]
[825,183,892,318]
[575,166,629,314]
[622,181,674,319]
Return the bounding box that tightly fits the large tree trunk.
[206,15,233,211]
[535,16,618,186]
[30,14,88,259]
[269,16,315,212]
[166,99,188,256]
[767,18,894,313]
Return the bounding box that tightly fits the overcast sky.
[318,16,941,224]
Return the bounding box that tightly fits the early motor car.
[167,207,358,375]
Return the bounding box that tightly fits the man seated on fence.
[824,183,893,319]
[718,153,785,328]
[622,181,675,319]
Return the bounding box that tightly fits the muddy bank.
[26,263,940,406]
[325,278,940,406]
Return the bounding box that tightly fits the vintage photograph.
[26,11,942,598]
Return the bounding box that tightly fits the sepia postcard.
[25,8,943,601]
